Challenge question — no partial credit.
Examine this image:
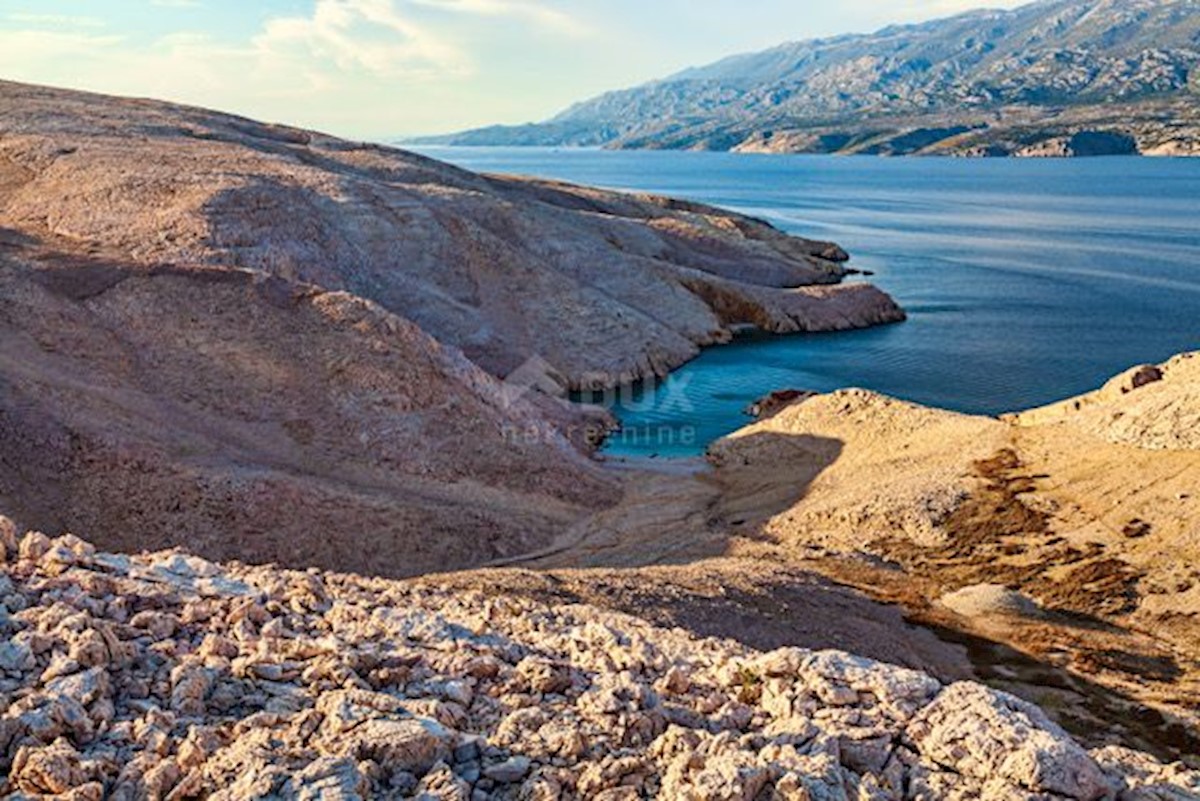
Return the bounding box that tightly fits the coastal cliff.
[0,81,901,393]
[0,78,900,581]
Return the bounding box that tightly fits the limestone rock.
[2,525,1193,800]
[940,584,1042,620]
[0,516,16,562]
[11,738,86,795]
[906,682,1112,800]
[1012,352,1200,451]
[0,79,900,392]
[281,757,369,801]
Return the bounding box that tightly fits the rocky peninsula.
[0,79,899,580]
[0,81,901,393]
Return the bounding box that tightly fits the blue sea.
[415,147,1200,457]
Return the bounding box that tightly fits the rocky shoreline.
[0,78,901,583]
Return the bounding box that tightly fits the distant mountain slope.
[421,0,1200,156]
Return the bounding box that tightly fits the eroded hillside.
[0,79,900,578]
[0,81,901,391]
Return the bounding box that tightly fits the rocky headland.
[0,79,899,580]
[0,81,901,393]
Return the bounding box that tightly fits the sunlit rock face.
[0,80,901,392]
[0,78,903,576]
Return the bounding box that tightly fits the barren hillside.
[0,81,901,391]
[706,353,1200,756]
[0,79,904,578]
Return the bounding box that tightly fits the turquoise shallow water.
[414,147,1200,457]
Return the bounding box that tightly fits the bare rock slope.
[0,253,618,579]
[0,81,901,391]
[1011,352,1200,451]
[0,79,901,578]
[2,521,1198,801]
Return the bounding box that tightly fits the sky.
[0,0,1029,139]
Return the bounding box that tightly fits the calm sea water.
[415,147,1200,457]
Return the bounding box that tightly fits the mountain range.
[417,0,1200,156]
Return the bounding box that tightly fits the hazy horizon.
[0,0,1029,140]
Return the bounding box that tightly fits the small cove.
[416,146,1200,457]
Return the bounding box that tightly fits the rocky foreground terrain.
[423,0,1200,157]
[2,519,1199,801]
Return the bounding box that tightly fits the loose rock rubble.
[1,519,1197,800]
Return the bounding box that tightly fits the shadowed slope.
[0,251,618,577]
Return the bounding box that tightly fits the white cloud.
[0,0,560,136]
[252,0,469,81]
[410,0,588,37]
[0,1,475,101]
[0,0,592,109]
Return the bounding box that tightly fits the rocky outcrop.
[0,80,902,392]
[1010,352,1200,451]
[745,390,819,420]
[2,521,1197,800]
[422,0,1200,158]
[1014,131,1140,158]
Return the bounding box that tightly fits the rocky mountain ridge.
[420,0,1200,156]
